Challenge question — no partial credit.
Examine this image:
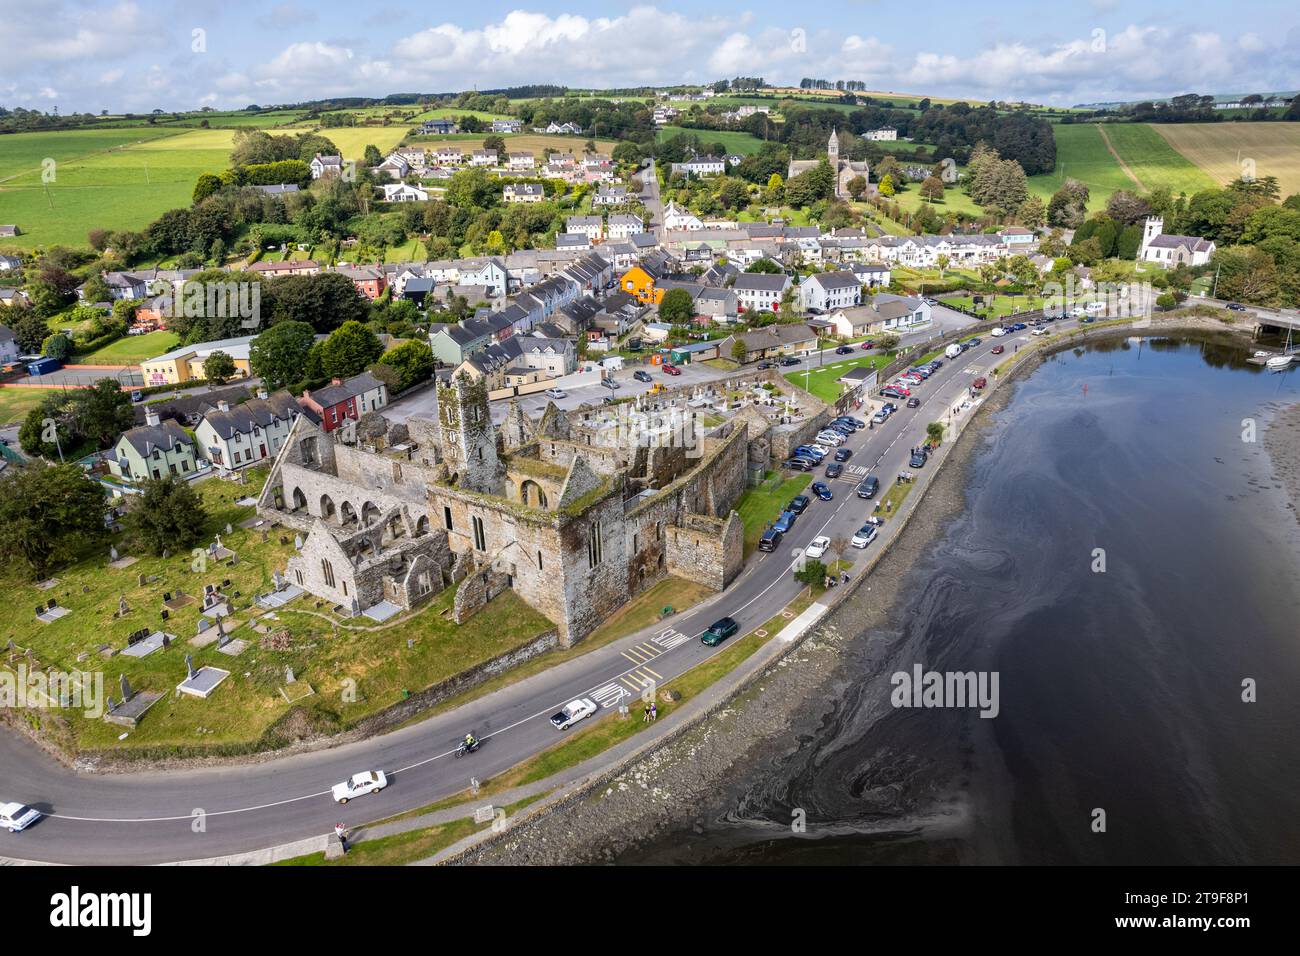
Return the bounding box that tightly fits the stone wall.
[666,511,744,591]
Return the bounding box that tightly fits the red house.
[337,266,387,300]
[298,372,389,433]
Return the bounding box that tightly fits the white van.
[1085,301,1106,315]
[944,343,964,359]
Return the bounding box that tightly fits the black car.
[910,447,929,468]
[1226,302,1248,312]
[783,457,814,472]
[856,476,880,499]
[906,397,921,408]
[633,370,652,383]
[779,356,801,366]
[758,528,783,552]
[967,337,981,346]
[835,345,854,355]
[834,447,852,462]
[811,481,833,501]
[788,494,810,515]
[825,462,843,479]
[756,360,773,370]
[880,387,905,399]
[831,418,859,431]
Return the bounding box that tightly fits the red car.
[860,340,875,350]
[972,377,987,389]
[990,345,1005,354]
[661,363,681,375]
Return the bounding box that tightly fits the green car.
[701,617,739,646]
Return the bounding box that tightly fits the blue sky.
[2,0,1298,114]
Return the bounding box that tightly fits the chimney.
[144,407,160,427]
[256,387,268,400]
[217,400,230,412]
[331,377,343,386]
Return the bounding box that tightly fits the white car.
[0,802,41,833]
[331,770,388,804]
[544,388,567,399]
[990,327,1007,337]
[804,536,831,559]
[851,524,880,548]
[815,431,845,446]
[1031,327,1048,336]
[550,698,597,731]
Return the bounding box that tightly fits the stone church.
[257,374,759,646]
[787,129,871,198]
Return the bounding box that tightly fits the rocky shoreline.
[460,321,1300,865]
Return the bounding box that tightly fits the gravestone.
[261,530,270,544]
[118,596,129,617]
[120,673,132,702]
[137,573,147,587]
[110,545,119,562]
[294,535,303,550]
[225,523,233,536]
[185,654,195,681]
[161,633,171,649]
[272,570,285,590]
[162,549,170,559]
[285,666,295,684]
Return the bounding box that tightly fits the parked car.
[860,340,875,350]
[1031,327,1048,336]
[881,402,898,414]
[835,345,854,355]
[1226,302,1248,312]
[1011,322,1027,331]
[756,361,773,370]
[130,390,143,403]
[815,431,845,446]
[804,536,831,559]
[758,528,784,552]
[910,447,929,468]
[661,363,681,375]
[550,698,597,731]
[967,337,982,346]
[871,409,890,425]
[332,770,388,804]
[990,327,1007,337]
[0,802,41,833]
[701,617,739,647]
[544,387,567,399]
[880,386,906,399]
[793,445,825,462]
[601,378,620,390]
[779,356,801,366]
[990,345,1005,354]
[889,383,912,397]
[783,457,814,472]
[851,524,879,548]
[811,481,833,501]
[972,377,987,389]
[906,397,921,408]
[633,370,652,383]
[825,462,843,479]
[857,476,880,499]
[788,494,810,515]
[773,510,797,533]
[833,447,853,462]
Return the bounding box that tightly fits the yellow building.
[141,334,256,386]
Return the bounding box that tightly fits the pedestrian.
[841,570,849,584]
[649,702,657,721]
[334,823,348,849]
[886,499,893,513]
[643,704,650,722]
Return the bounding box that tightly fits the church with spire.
[787,129,871,198]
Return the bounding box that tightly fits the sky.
[2,0,1299,114]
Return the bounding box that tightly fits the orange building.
[618,251,674,306]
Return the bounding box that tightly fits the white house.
[592,185,628,206]
[865,127,898,141]
[1138,217,1216,268]
[382,183,429,203]
[671,155,726,177]
[801,271,863,312]
[435,146,464,166]
[195,390,301,470]
[607,214,644,240]
[565,215,604,241]
[504,183,545,203]
[662,201,704,231]
[734,272,792,315]
[310,154,344,179]
[507,152,535,170]
[469,149,498,167]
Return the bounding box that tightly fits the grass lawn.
[736,471,812,554]
[583,576,713,647]
[656,126,765,156]
[784,353,891,403]
[0,386,55,426]
[383,238,426,263]
[75,330,179,365]
[2,467,555,755]
[940,294,1044,319]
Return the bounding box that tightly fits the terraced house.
[108,407,199,482]
[194,389,301,470]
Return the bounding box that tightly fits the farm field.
[288,125,412,159]
[0,127,234,248]
[1026,123,1134,210]
[1153,122,1300,196]
[1100,124,1217,195]
[656,126,765,155]
[0,127,181,182]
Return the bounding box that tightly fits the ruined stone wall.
[665,511,744,591]
[332,441,439,503]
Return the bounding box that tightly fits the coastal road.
[0,319,1068,864]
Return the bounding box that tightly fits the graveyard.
[0,467,554,758]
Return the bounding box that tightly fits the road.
[641,158,664,241]
[385,303,979,425]
[0,318,1069,864]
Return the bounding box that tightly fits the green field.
[0,127,182,182]
[736,470,812,554]
[76,329,179,365]
[0,386,55,426]
[785,353,891,403]
[0,128,234,248]
[656,126,766,155]
[940,294,1045,319]
[1094,124,1216,195]
[1027,124,1135,210]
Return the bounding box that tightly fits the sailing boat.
[1267,324,1297,370]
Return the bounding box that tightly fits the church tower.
[828,128,840,170]
[436,373,503,494]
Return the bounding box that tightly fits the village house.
[195,389,301,470]
[141,334,257,386]
[310,154,344,179]
[382,183,430,203]
[503,183,545,203]
[606,214,644,240]
[492,119,523,134]
[593,185,628,206]
[507,151,535,170]
[249,259,321,279]
[435,146,464,166]
[734,272,792,315]
[619,250,676,305]
[671,155,726,177]
[108,407,200,481]
[336,265,387,300]
[566,215,604,242]
[800,270,863,312]
[298,372,389,433]
[469,149,499,167]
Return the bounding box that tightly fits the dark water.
[621,336,1300,865]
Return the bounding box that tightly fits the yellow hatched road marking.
[642,665,664,680]
[620,676,642,691]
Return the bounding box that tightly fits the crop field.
[0,128,233,248]
[1153,122,1300,196]
[1099,124,1217,195]
[280,124,412,159]
[656,126,766,155]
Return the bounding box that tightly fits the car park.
[0,802,41,833]
[990,345,1005,354]
[851,524,879,548]
[906,397,921,408]
[811,481,833,501]
[773,511,797,533]
[804,536,831,559]
[758,527,784,551]
[825,462,843,479]
[550,698,598,730]
[702,617,739,646]
[332,770,388,804]
[857,475,880,498]
[544,387,567,399]
[834,447,852,462]
[788,494,810,515]
[972,377,987,389]
[661,363,681,375]
[910,447,929,468]
[633,370,652,383]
